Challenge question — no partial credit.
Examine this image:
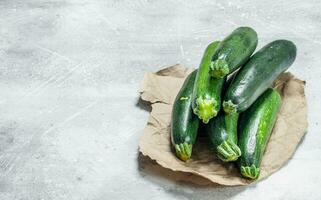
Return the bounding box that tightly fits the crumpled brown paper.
[138,64,308,186]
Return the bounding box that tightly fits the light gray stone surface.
[0,0,320,199]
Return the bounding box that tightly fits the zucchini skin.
[238,89,281,179]
[210,27,258,78]
[223,40,296,114]
[192,41,225,123]
[171,70,199,161]
[206,112,241,162]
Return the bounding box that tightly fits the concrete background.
[0,0,320,199]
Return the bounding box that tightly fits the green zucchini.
[206,76,240,161]
[238,89,281,179]
[210,27,258,78]
[171,70,199,161]
[207,112,241,162]
[223,40,296,114]
[192,41,225,123]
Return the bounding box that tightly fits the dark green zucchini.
[192,41,225,123]
[207,112,240,162]
[171,70,199,161]
[238,89,281,179]
[210,27,258,78]
[206,75,240,161]
[223,40,296,114]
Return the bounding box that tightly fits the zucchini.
[210,27,258,78]
[206,112,241,162]
[192,41,225,123]
[223,40,296,114]
[206,76,241,162]
[238,89,281,179]
[171,70,199,161]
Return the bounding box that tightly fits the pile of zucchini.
[171,27,296,180]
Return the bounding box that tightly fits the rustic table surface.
[0,0,320,199]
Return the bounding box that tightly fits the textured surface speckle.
[0,0,320,199]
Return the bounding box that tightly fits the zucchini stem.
[240,165,260,180]
[216,140,241,162]
[223,100,237,114]
[193,97,217,124]
[175,143,192,162]
[210,59,229,78]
